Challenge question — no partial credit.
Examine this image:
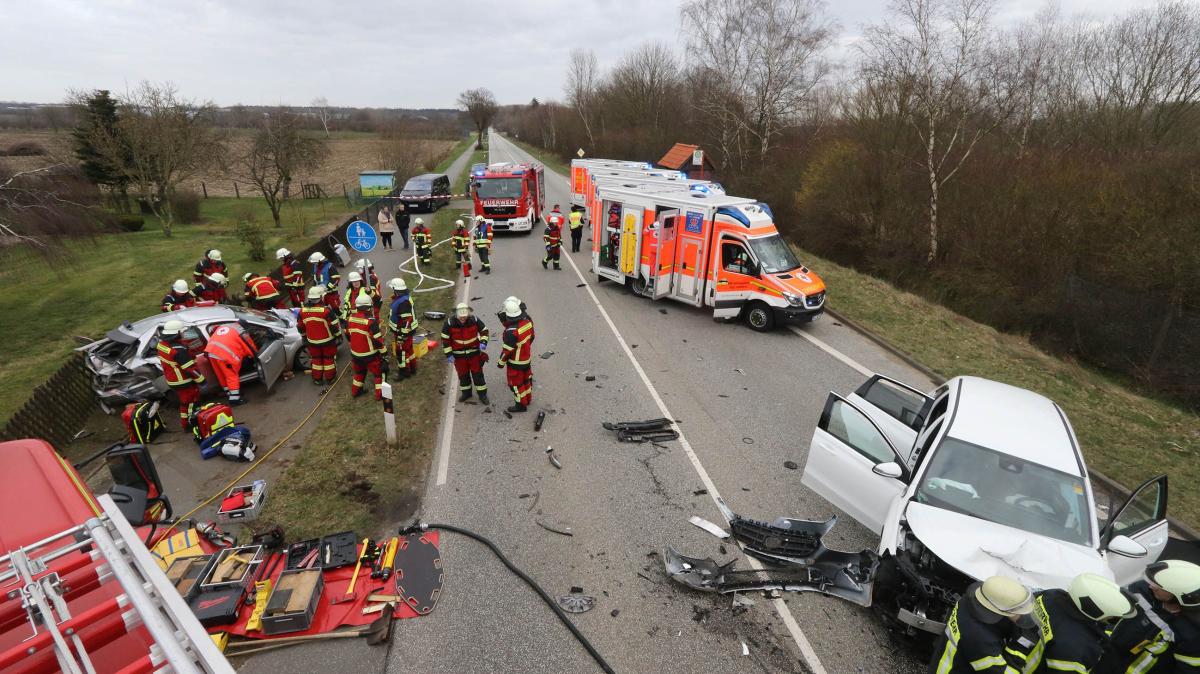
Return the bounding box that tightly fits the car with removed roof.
[78,305,307,412]
[801,374,1170,635]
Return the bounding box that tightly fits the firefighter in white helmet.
[193,249,225,283]
[196,271,228,303]
[496,296,534,413]
[386,277,418,380]
[161,279,196,312]
[309,251,341,312]
[354,257,379,289]
[451,219,471,277]
[340,271,381,323]
[277,247,306,307]
[346,291,386,400]
[411,217,432,265]
[1101,560,1200,672]
[928,575,1036,673]
[473,215,493,274]
[441,302,489,404]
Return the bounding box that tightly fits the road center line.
[789,325,873,376]
[434,253,471,486]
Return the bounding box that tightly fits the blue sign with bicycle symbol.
[346,220,377,253]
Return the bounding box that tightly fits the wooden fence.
[0,353,97,448]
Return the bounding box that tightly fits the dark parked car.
[401,173,451,212]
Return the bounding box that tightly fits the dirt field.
[0,130,454,198]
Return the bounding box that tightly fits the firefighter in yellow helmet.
[1025,573,1135,673]
[928,576,1037,674]
[1098,560,1200,673]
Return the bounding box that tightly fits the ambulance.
[472,162,545,232]
[589,181,826,331]
[570,159,687,208]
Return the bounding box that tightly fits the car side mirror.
[872,461,903,479]
[1107,535,1148,558]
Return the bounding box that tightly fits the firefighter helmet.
[1068,573,1135,621]
[503,297,523,318]
[414,218,424,226]
[455,219,464,227]
[387,277,407,292]
[1147,560,1200,607]
[172,279,189,294]
[242,272,254,282]
[276,247,291,259]
[306,286,324,301]
[161,319,184,336]
[355,291,373,308]
[454,302,470,318]
[975,577,1033,618]
[355,258,372,270]
[474,215,485,222]
[207,249,222,261]
[308,252,325,264]
[347,271,362,284]
[209,272,227,286]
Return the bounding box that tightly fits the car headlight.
[784,292,804,307]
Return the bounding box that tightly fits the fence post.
[381,382,397,447]
[234,182,240,199]
[201,182,208,199]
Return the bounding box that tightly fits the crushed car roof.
[947,376,1082,476]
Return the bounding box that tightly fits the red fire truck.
[471,162,545,233]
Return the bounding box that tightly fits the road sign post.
[692,149,704,166]
[346,220,378,253]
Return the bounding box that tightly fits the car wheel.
[744,302,776,332]
[630,275,649,297]
[293,346,311,372]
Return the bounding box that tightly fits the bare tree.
[609,42,682,133]
[565,49,601,149]
[681,0,835,170]
[230,108,328,228]
[311,96,332,136]
[0,162,100,252]
[860,0,1015,263]
[457,88,499,149]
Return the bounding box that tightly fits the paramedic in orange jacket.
[203,322,258,406]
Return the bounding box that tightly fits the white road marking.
[789,325,873,376]
[435,263,471,486]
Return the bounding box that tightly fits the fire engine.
[471,162,545,233]
[588,181,826,331]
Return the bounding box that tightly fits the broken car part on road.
[602,418,680,444]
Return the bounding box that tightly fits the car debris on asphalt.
[602,418,679,444]
[557,589,595,613]
[688,515,730,539]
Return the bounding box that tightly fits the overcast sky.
[0,0,1159,109]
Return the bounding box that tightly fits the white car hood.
[905,502,1110,589]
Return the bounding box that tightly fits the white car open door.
[1103,475,1170,585]
[846,374,930,456]
[254,337,287,393]
[801,393,911,534]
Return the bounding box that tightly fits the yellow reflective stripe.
[1177,652,1200,665]
[970,655,1006,670]
[1046,660,1088,673]
[935,640,957,674]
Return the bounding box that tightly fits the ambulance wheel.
[745,302,776,332]
[293,346,311,372]
[630,275,649,297]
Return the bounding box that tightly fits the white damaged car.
[800,374,1170,634]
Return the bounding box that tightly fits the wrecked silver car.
[78,306,308,412]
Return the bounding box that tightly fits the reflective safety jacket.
[1168,607,1200,672]
[441,316,489,356]
[388,293,416,336]
[1096,581,1174,674]
[157,340,205,388]
[281,257,305,289]
[451,227,470,253]
[929,587,1035,674]
[299,303,341,344]
[312,261,340,294]
[194,280,226,303]
[474,222,493,249]
[544,224,562,248]
[244,275,282,303]
[346,310,384,358]
[205,323,257,366]
[340,284,381,322]
[1027,589,1108,674]
[568,210,584,230]
[161,290,196,313]
[498,317,535,371]
[411,226,432,247]
[193,257,226,283]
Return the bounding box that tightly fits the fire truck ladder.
[0,494,233,674]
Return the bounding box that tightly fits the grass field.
[0,196,349,423]
[258,205,464,539]
[801,249,1200,527]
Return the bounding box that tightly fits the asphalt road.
[374,131,934,674]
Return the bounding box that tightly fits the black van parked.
[401,173,451,212]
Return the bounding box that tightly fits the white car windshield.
[914,438,1091,546]
[748,234,801,274]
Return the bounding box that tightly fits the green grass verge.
[798,248,1200,527]
[0,196,349,423]
[458,148,487,195]
[435,136,475,174]
[257,206,464,539]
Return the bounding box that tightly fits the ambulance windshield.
[475,178,524,199]
[749,234,801,274]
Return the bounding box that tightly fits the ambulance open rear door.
[669,209,709,307]
[650,210,680,299]
[595,199,625,283]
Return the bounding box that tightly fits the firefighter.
[346,292,386,400]
[298,286,340,386]
[928,576,1037,674]
[341,271,381,323]
[451,219,471,277]
[195,272,228,303]
[542,217,563,270]
[496,296,534,413]
[1099,560,1200,673]
[156,319,205,431]
[242,272,285,311]
[1026,573,1135,673]
[354,257,380,290]
[309,251,341,313]
[204,321,258,406]
[546,204,565,228]
[411,217,432,265]
[473,215,493,274]
[161,279,196,312]
[387,277,418,380]
[441,302,489,404]
[193,249,226,284]
[277,248,306,308]
[568,207,585,253]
